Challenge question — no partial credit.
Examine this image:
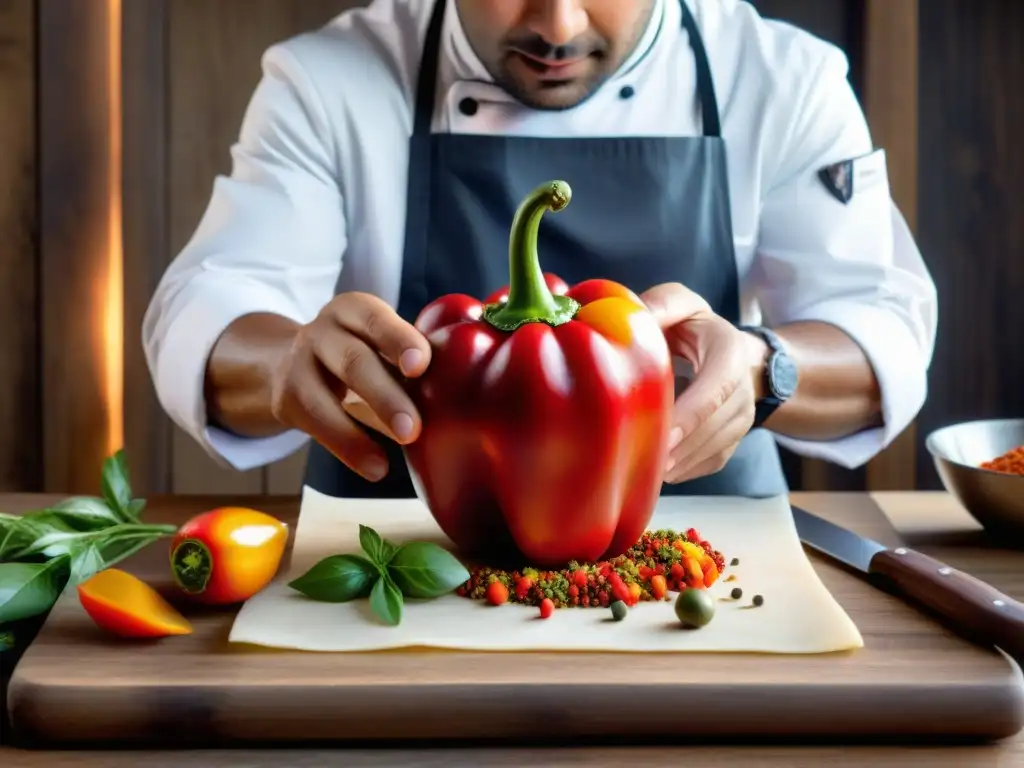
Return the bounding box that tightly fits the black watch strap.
[752,395,782,429]
[738,325,790,429]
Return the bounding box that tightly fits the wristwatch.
[738,325,798,429]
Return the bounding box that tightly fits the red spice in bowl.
[980,445,1024,475]
[456,528,726,610]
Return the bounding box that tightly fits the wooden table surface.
[2,490,1022,767]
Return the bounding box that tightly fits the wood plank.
[2,744,1023,768]
[38,0,120,493]
[913,0,1024,490]
[862,0,919,491]
[165,0,355,495]
[0,0,40,493]
[7,493,1022,746]
[122,0,171,496]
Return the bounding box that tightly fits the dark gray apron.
[304,0,787,499]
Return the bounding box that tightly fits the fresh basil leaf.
[47,497,122,531]
[0,514,25,559]
[100,450,132,521]
[387,541,470,600]
[0,515,73,561]
[69,543,106,586]
[380,538,401,564]
[369,574,403,626]
[358,525,388,567]
[0,630,13,652]
[11,524,175,568]
[0,555,71,624]
[288,554,379,603]
[15,529,91,560]
[126,498,146,521]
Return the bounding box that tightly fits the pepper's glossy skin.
[405,273,674,567]
[78,568,193,638]
[170,507,288,605]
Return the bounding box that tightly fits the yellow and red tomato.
[170,507,288,605]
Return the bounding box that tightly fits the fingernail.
[668,427,684,448]
[391,412,415,442]
[363,457,387,481]
[400,348,424,375]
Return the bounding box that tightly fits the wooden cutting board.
[7,493,1024,747]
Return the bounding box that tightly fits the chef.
[143,0,937,499]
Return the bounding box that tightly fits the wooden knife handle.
[870,547,1024,660]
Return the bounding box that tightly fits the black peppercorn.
[730,587,742,600]
[752,594,764,607]
[730,557,740,567]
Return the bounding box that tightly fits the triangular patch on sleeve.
[818,159,855,204]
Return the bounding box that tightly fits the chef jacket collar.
[442,0,673,100]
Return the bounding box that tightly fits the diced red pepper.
[703,560,720,588]
[683,556,705,588]
[627,582,642,606]
[514,576,533,599]
[650,574,668,600]
[403,181,674,568]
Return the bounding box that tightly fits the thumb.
[640,282,712,330]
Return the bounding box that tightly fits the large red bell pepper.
[403,180,674,568]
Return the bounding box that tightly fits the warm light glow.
[104,0,124,455]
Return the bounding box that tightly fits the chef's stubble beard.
[478,1,658,112]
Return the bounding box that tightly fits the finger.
[669,385,750,467]
[667,446,738,485]
[639,282,712,330]
[329,293,431,377]
[275,358,389,481]
[667,404,752,484]
[670,360,740,447]
[312,330,422,445]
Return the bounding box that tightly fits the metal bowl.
[925,418,1024,541]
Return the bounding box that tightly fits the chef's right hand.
[269,292,432,481]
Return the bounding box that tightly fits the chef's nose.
[525,0,589,47]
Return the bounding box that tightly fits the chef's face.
[455,0,657,110]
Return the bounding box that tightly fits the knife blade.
[791,505,1024,661]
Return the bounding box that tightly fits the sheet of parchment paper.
[229,487,863,654]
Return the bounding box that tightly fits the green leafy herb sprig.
[0,450,177,639]
[288,525,470,626]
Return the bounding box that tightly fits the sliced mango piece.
[78,568,192,638]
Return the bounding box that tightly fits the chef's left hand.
[640,282,767,484]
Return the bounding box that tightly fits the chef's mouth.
[509,48,600,79]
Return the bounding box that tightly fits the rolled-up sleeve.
[749,49,938,468]
[142,44,346,471]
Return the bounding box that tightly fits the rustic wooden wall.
[0,0,39,493]
[38,0,122,494]
[915,0,1024,489]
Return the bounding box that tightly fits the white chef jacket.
[142,0,938,474]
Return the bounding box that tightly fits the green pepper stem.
[483,180,580,332]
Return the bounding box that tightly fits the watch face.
[768,353,798,399]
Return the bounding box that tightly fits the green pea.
[610,600,628,621]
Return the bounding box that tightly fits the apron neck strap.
[413,0,723,138]
[679,0,722,137]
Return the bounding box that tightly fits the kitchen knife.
[791,505,1024,661]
